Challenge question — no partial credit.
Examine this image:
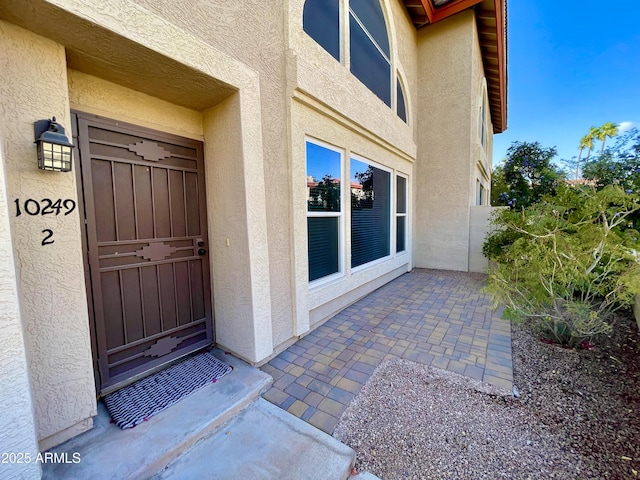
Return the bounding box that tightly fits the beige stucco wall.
[291,100,413,331]
[61,3,275,363]
[68,70,204,140]
[415,10,488,271]
[470,22,492,207]
[130,0,294,350]
[68,71,276,364]
[0,130,42,480]
[203,92,275,363]
[285,0,417,342]
[0,0,500,453]
[0,0,275,450]
[0,21,96,451]
[468,205,492,273]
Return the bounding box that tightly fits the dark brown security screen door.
[75,113,213,394]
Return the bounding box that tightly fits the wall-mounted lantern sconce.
[33,117,74,172]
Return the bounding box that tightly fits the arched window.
[397,78,407,123]
[349,0,391,106]
[303,0,340,61]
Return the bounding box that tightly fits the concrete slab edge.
[137,351,273,478]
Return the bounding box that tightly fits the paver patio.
[261,268,513,434]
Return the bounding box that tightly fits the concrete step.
[153,398,356,480]
[43,350,272,480]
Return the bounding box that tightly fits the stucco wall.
[203,93,274,364]
[64,12,275,365]
[1,0,275,450]
[70,71,264,364]
[0,130,42,480]
[287,0,417,157]
[415,10,478,271]
[470,18,492,207]
[68,70,204,140]
[0,21,96,451]
[468,205,492,273]
[130,0,294,349]
[285,0,417,342]
[290,100,413,332]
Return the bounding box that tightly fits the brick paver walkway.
[260,269,513,434]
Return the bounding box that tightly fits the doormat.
[103,352,232,429]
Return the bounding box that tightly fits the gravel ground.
[334,313,640,480]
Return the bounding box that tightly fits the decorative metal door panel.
[74,114,213,394]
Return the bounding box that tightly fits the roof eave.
[403,0,507,133]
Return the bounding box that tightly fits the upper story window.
[479,87,490,152]
[480,98,486,148]
[349,0,391,106]
[304,0,405,114]
[397,78,407,123]
[303,0,341,61]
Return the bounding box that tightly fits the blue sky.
[492,1,640,170]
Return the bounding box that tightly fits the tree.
[583,127,640,230]
[484,184,640,346]
[575,135,590,180]
[490,164,509,205]
[583,126,599,164]
[308,175,340,211]
[596,121,619,155]
[485,129,640,349]
[493,141,564,209]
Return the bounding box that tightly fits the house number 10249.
[14,198,77,246]
[14,198,76,217]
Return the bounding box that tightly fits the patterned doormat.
[103,352,233,429]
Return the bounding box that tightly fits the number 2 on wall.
[41,229,54,246]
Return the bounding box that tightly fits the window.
[351,158,391,268]
[396,175,407,252]
[303,0,397,109]
[476,179,486,205]
[307,141,343,282]
[303,0,341,61]
[479,92,488,150]
[306,139,407,284]
[349,0,391,106]
[397,78,407,123]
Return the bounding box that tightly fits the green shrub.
[484,184,640,347]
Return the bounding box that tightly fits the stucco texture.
[286,0,417,342]
[0,21,96,450]
[0,0,501,456]
[131,0,294,350]
[68,70,205,140]
[415,10,487,271]
[2,0,275,370]
[0,132,42,480]
[290,100,413,330]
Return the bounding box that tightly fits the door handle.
[197,248,207,256]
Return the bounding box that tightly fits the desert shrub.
[484,184,640,346]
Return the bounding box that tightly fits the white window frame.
[306,138,346,287]
[349,153,393,273]
[396,172,408,254]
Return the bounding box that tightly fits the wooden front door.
[74,113,213,394]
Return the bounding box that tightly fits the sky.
[492,1,640,170]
